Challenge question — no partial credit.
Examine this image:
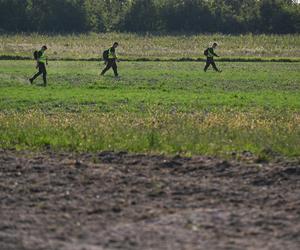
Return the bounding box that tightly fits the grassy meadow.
[0,59,300,157]
[1,33,300,60]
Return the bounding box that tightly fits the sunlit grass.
[0,33,299,60]
[0,109,299,157]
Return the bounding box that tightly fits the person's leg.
[30,63,43,82]
[211,60,221,72]
[41,64,47,86]
[204,59,211,72]
[101,60,112,75]
[112,60,118,77]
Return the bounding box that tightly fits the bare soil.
[0,150,299,250]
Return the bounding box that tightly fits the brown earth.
[0,150,299,250]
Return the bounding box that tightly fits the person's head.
[113,42,119,48]
[212,42,218,49]
[41,45,48,51]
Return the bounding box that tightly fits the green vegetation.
[0,60,299,157]
[1,33,300,61]
[1,0,299,34]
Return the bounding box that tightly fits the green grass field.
[0,59,299,157]
[1,33,300,60]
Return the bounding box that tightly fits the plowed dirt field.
[1,150,299,250]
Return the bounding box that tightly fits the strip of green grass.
[0,60,299,157]
[1,61,299,111]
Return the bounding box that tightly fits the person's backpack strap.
[33,50,39,60]
[204,48,209,56]
[103,49,109,61]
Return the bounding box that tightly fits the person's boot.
[29,78,33,84]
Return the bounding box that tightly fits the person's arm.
[38,51,42,60]
[111,48,120,62]
[110,48,117,59]
[212,49,219,57]
[116,52,120,62]
[44,52,48,65]
[36,51,42,67]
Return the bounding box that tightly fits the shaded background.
[0,0,299,34]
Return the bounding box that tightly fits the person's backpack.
[103,49,109,62]
[204,48,209,56]
[33,50,39,60]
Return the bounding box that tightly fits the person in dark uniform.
[204,42,222,72]
[101,42,119,77]
[29,45,48,86]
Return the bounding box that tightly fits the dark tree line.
[0,0,299,34]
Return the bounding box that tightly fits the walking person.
[101,42,119,77]
[204,42,222,72]
[29,45,48,86]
